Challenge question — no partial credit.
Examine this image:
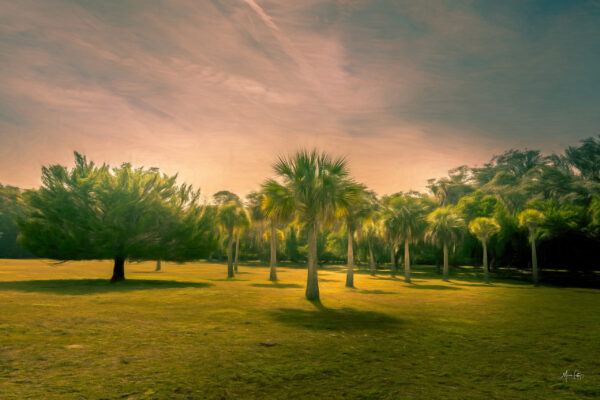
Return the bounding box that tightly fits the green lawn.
[0,259,598,399]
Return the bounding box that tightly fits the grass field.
[0,259,598,399]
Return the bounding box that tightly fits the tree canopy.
[18,152,217,281]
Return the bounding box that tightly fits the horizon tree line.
[1,136,599,300]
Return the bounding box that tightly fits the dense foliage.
[234,137,600,288]
[0,184,31,258]
[17,153,217,281]
[2,137,599,290]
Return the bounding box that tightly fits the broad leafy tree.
[18,153,216,281]
[0,184,31,258]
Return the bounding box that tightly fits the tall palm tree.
[518,209,545,286]
[381,196,401,278]
[361,193,381,276]
[245,191,268,262]
[261,183,294,281]
[468,217,500,283]
[338,185,371,288]
[386,195,429,283]
[233,207,250,273]
[216,202,239,278]
[426,206,464,281]
[214,191,247,274]
[264,150,356,301]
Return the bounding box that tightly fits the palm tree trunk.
[531,230,539,286]
[404,239,411,283]
[483,240,489,284]
[269,222,277,281]
[227,234,234,278]
[234,231,240,273]
[306,223,320,301]
[346,229,354,288]
[368,237,375,276]
[155,258,162,272]
[443,242,449,281]
[111,256,125,282]
[390,245,396,277]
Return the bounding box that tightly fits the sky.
[1,0,599,199]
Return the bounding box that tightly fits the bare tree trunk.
[390,245,397,277]
[269,222,277,281]
[483,240,489,284]
[305,223,320,301]
[111,256,125,282]
[346,229,354,288]
[404,239,411,283]
[368,237,375,276]
[531,230,539,286]
[227,234,234,278]
[443,242,449,281]
[155,258,162,272]
[234,231,240,273]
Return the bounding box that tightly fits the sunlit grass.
[0,259,598,399]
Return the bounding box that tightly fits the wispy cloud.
[1,0,598,196]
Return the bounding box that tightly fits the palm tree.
[426,206,464,281]
[468,217,500,283]
[338,185,372,288]
[518,209,545,285]
[245,191,268,262]
[264,149,356,301]
[216,202,244,278]
[381,197,401,278]
[261,183,294,281]
[386,195,429,283]
[214,191,247,274]
[361,194,381,276]
[233,207,250,273]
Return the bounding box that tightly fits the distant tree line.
[211,137,600,289]
[1,136,599,298]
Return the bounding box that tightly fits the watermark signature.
[560,370,584,382]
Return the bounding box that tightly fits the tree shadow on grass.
[206,278,249,282]
[370,276,401,281]
[407,284,462,291]
[251,283,303,289]
[450,282,492,287]
[269,302,400,331]
[0,279,212,295]
[358,289,396,295]
[130,271,162,274]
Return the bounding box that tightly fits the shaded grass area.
[269,305,401,331]
[0,259,599,399]
[250,283,303,289]
[0,279,212,295]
